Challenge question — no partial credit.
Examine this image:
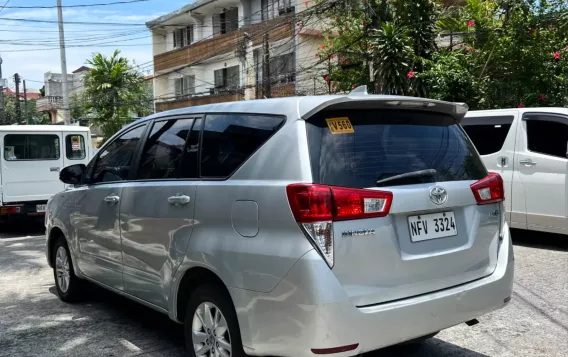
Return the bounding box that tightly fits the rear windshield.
[306,109,487,188]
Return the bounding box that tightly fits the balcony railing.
[156,92,244,112]
[154,15,294,73]
[36,96,63,112]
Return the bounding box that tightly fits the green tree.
[83,50,152,140]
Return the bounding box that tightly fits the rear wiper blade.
[376,169,437,186]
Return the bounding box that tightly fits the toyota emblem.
[429,186,448,205]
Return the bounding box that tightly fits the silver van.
[46,88,514,357]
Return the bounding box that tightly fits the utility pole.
[23,80,28,125]
[57,0,71,125]
[0,55,4,124]
[14,73,21,124]
[262,33,271,98]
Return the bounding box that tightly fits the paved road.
[0,224,567,357]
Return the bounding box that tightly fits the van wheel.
[184,285,244,357]
[52,238,86,303]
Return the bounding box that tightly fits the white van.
[0,125,92,221]
[462,108,568,235]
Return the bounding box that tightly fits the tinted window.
[306,109,487,188]
[66,134,87,160]
[201,114,284,177]
[526,116,568,158]
[137,118,195,180]
[180,118,201,179]
[92,125,146,183]
[4,134,60,161]
[462,116,514,155]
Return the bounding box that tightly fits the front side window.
[137,118,196,180]
[526,115,568,158]
[4,134,60,161]
[201,114,285,177]
[92,125,146,183]
[462,116,514,156]
[66,134,86,160]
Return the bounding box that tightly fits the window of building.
[213,8,238,36]
[201,114,285,177]
[4,134,60,161]
[66,134,86,160]
[270,52,296,83]
[262,0,293,20]
[213,66,240,92]
[173,26,194,49]
[175,76,195,98]
[92,125,146,183]
[137,119,197,180]
[526,116,568,158]
[461,115,514,155]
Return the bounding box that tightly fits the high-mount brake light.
[286,184,393,268]
[470,172,504,205]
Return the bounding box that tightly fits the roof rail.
[348,85,368,96]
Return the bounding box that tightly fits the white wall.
[152,30,167,56]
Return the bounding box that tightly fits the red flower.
[296,21,302,27]
[340,57,345,62]
[554,51,561,60]
[323,75,329,82]
[467,46,473,53]
[548,24,553,29]
[330,55,335,59]
[345,60,350,65]
[407,71,415,79]
[539,94,546,101]
[362,20,366,27]
[305,1,309,6]
[352,84,357,89]
[321,45,325,49]
[518,103,525,108]
[467,20,475,27]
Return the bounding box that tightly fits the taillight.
[470,173,504,205]
[286,184,393,268]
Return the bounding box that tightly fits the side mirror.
[59,164,87,185]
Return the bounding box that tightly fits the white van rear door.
[62,131,90,168]
[1,132,65,203]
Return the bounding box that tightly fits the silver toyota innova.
[46,88,514,357]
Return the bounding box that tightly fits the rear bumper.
[0,201,47,219]
[230,225,514,357]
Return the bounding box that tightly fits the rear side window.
[137,118,196,180]
[66,134,86,160]
[4,134,60,161]
[526,116,568,158]
[201,114,285,177]
[461,115,514,155]
[306,109,487,188]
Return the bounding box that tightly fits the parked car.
[463,107,568,235]
[0,125,92,223]
[46,88,514,357]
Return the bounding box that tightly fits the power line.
[0,0,10,15]
[0,0,148,9]
[0,17,146,26]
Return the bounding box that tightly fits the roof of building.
[0,125,90,132]
[2,87,42,100]
[72,66,91,74]
[146,0,216,28]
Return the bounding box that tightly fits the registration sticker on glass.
[326,117,354,134]
[408,211,457,242]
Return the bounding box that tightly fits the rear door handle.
[168,195,190,206]
[519,159,536,166]
[50,167,60,172]
[104,195,120,204]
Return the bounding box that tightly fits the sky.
[0,0,190,91]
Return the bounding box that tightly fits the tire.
[52,237,86,303]
[184,285,244,357]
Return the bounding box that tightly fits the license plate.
[36,204,47,213]
[408,211,457,242]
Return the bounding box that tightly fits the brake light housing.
[470,172,504,205]
[286,184,393,268]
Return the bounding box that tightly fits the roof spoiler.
[302,86,469,123]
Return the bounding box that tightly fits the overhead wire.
[1,0,148,9]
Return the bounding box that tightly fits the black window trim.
[200,112,287,181]
[130,114,204,183]
[461,115,516,156]
[65,133,87,160]
[522,112,568,160]
[86,122,150,186]
[3,133,61,161]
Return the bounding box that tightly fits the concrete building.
[146,0,328,112]
[36,66,90,123]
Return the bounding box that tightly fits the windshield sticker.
[326,117,354,134]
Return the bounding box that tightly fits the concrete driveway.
[0,224,567,357]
